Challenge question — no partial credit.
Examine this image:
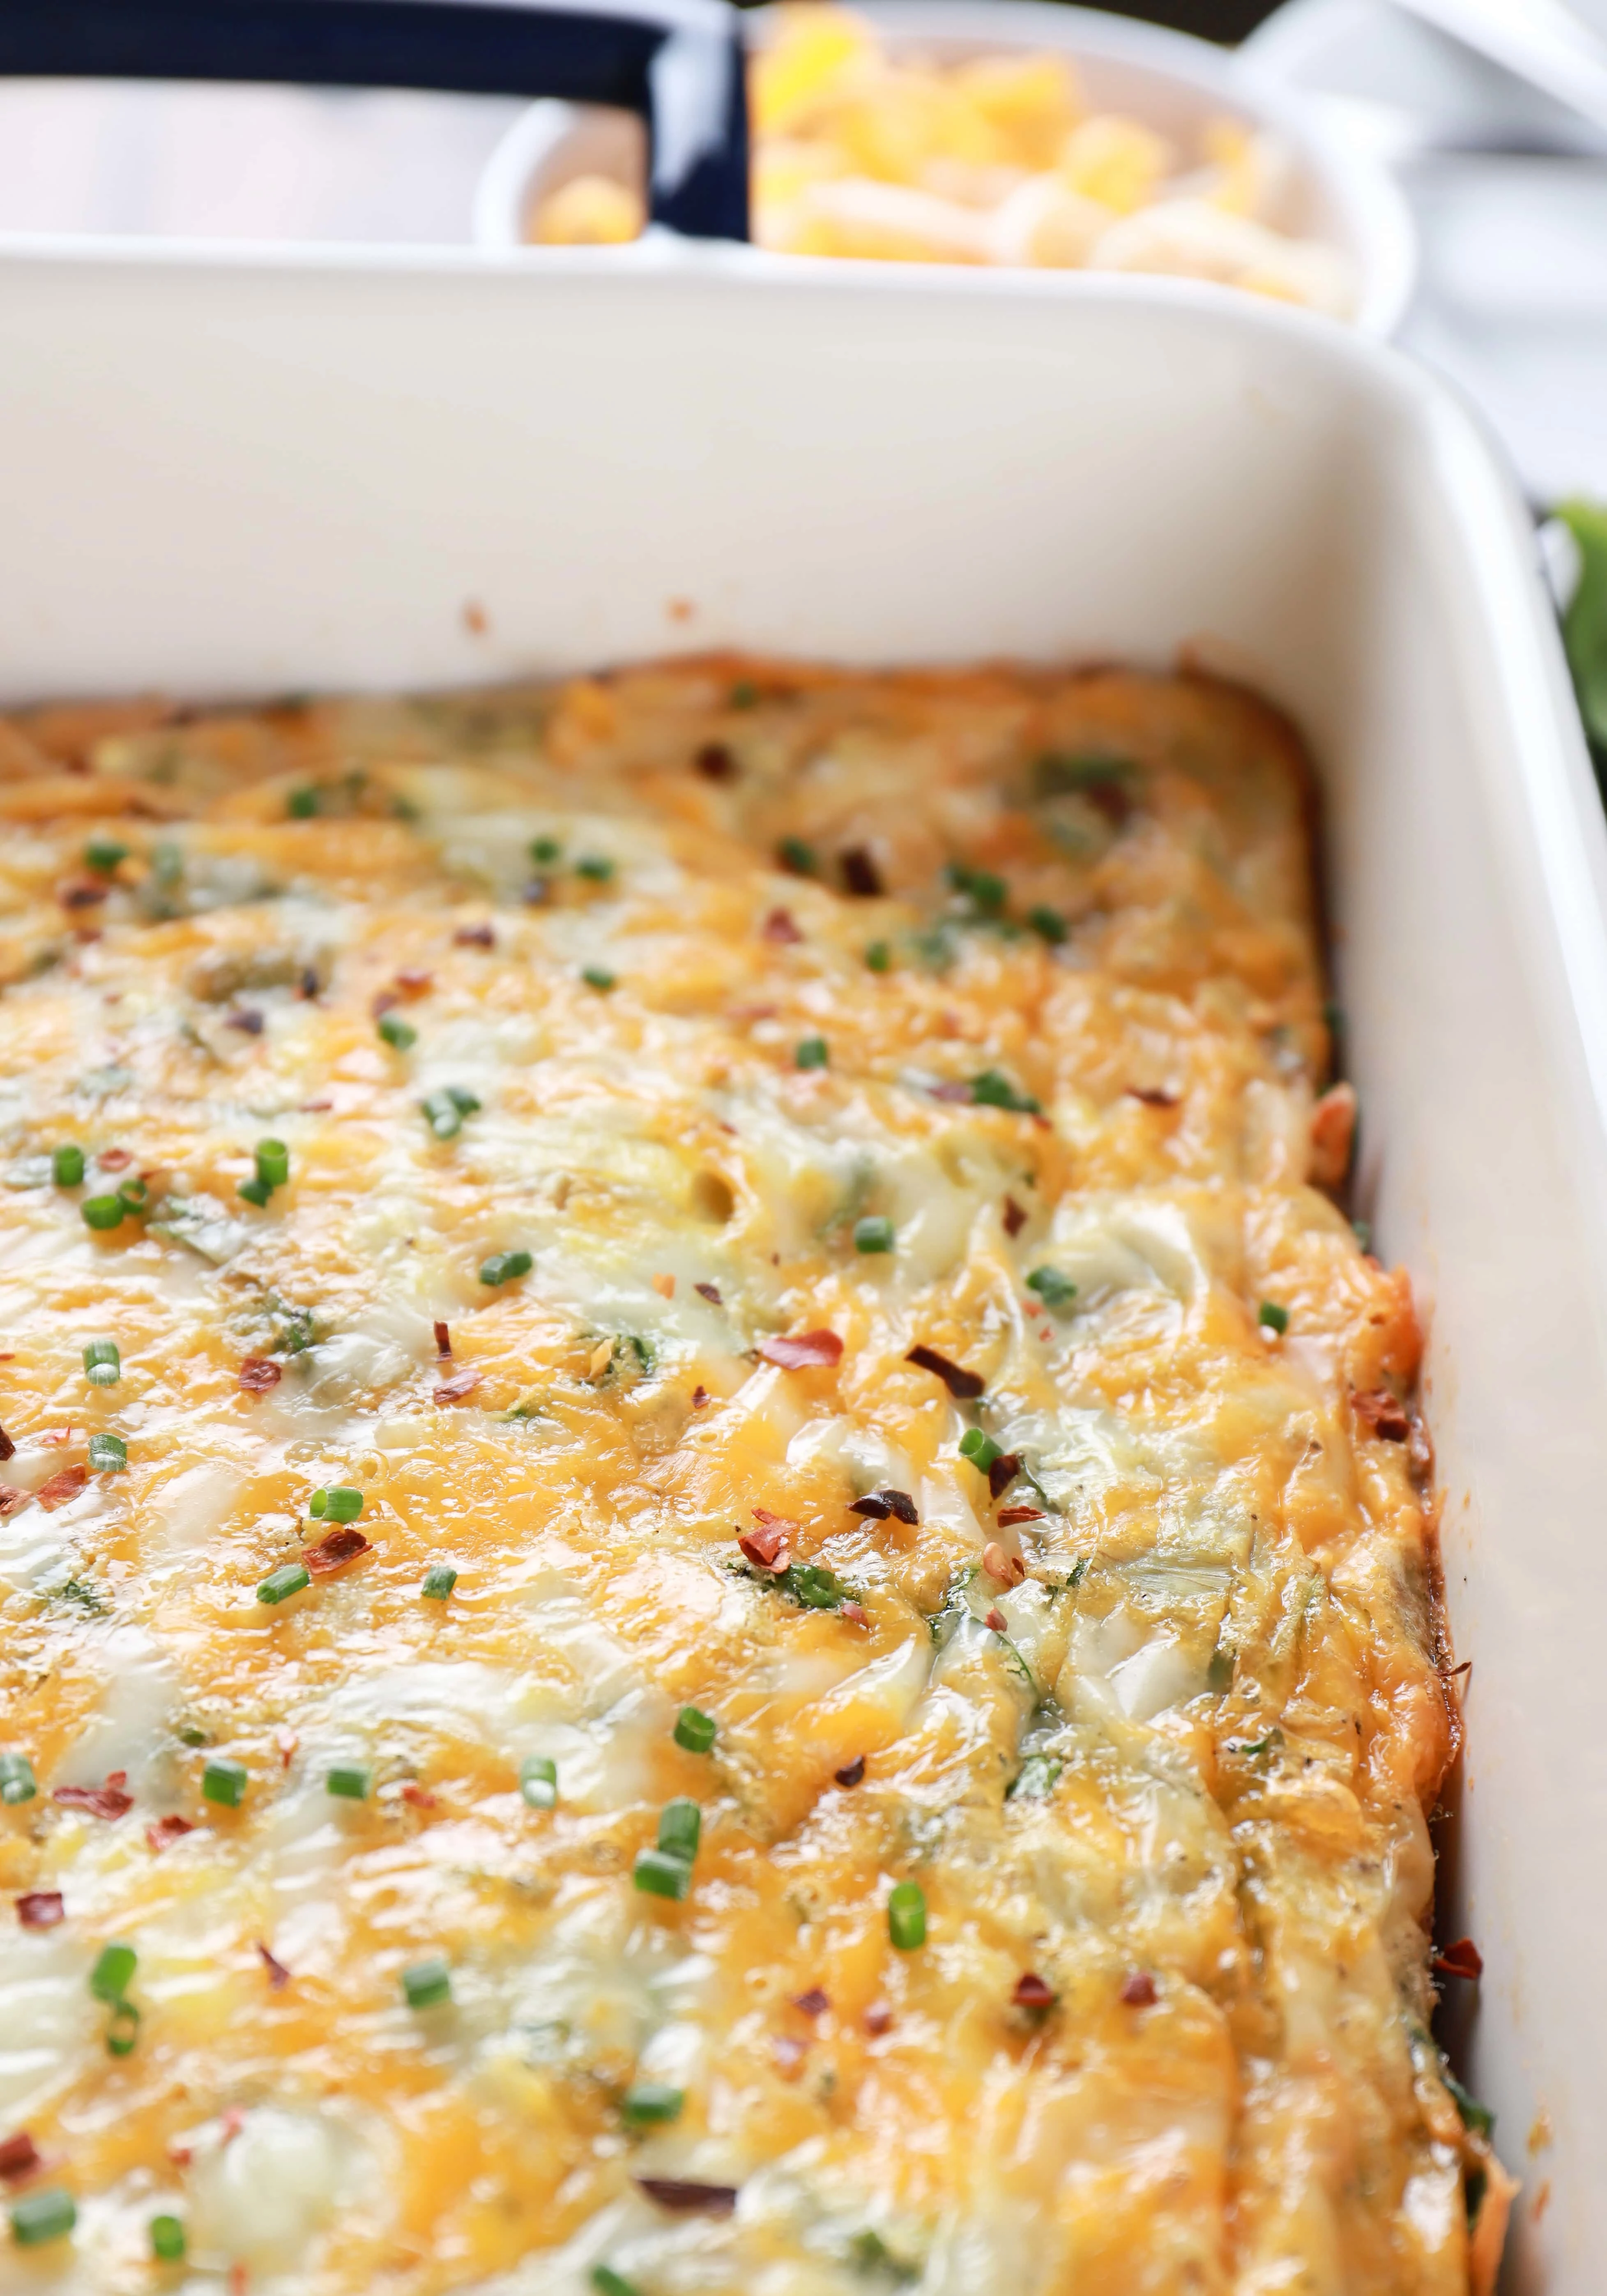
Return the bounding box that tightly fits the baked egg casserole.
[0,661,1508,2292]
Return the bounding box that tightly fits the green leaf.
[1559,499,1607,754]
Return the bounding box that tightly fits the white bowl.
[472,0,1417,334]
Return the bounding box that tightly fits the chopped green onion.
[255,1139,290,1189]
[581,965,616,992]
[479,1248,532,1286]
[202,1758,248,1808]
[401,1957,451,2010]
[946,861,1007,917]
[729,680,760,711]
[377,1013,417,1051]
[106,1999,141,2056]
[90,1942,137,2003]
[970,1070,1041,1115]
[88,1432,127,1473]
[958,1428,1003,1473]
[1006,1752,1063,1801]
[778,836,817,876]
[1353,1219,1372,1251]
[84,836,130,875]
[0,1751,37,1804]
[421,1565,458,1601]
[310,1487,364,1522]
[782,1561,845,1611]
[794,1036,829,1071]
[1444,2070,1495,2142]
[83,1338,121,1387]
[657,1797,701,1862]
[632,1846,692,1901]
[865,940,892,972]
[237,1175,273,1208]
[520,1754,557,1809]
[592,2268,640,2296]
[1026,1267,1077,1313]
[1027,905,1067,945]
[9,2188,76,2247]
[620,2082,684,2126]
[530,835,562,865]
[1258,1301,1289,1336]
[150,2215,186,2264]
[673,1706,716,1754]
[81,1194,124,1231]
[887,1880,927,1951]
[853,1215,894,1254]
[256,1562,309,1605]
[326,1764,371,1801]
[576,855,615,883]
[422,1085,480,1139]
[287,786,319,820]
[52,1144,85,1187]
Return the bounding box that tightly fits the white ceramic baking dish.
[472,0,1418,333]
[0,244,1600,2289]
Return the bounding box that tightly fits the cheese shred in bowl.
[531,4,1356,315]
[0,660,1507,2289]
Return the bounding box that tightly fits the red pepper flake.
[53,1773,133,1821]
[760,907,802,944]
[401,1783,437,1810]
[792,1987,829,2017]
[229,2262,249,2296]
[987,1452,1021,1501]
[929,1080,974,1104]
[256,1941,290,1991]
[882,1489,918,1525]
[97,1147,133,1172]
[0,2131,41,2181]
[1432,1936,1484,1982]
[694,1281,722,1306]
[454,923,495,949]
[298,1099,332,1113]
[433,1320,451,1358]
[306,1525,371,1576]
[16,1893,64,1930]
[982,1541,1027,1586]
[59,879,108,910]
[841,1601,869,1627]
[146,1816,196,1855]
[996,1506,1042,1527]
[635,2177,739,2216]
[739,1518,792,1571]
[1352,1388,1410,1442]
[42,1426,74,1448]
[863,2001,893,2035]
[695,742,738,783]
[275,1729,298,1768]
[37,1465,88,1512]
[757,1330,843,1371]
[1001,1195,1027,1238]
[834,1755,866,1788]
[0,1486,25,1518]
[1126,1086,1178,1108]
[1120,1971,1157,2007]
[394,969,433,996]
[850,1494,891,1519]
[984,1607,1008,1632]
[0,1424,14,1462]
[905,1345,983,1400]
[237,1357,281,1395]
[839,846,884,897]
[433,1367,481,1406]
[691,1386,709,1409]
[1013,1971,1055,2009]
[225,1007,265,1036]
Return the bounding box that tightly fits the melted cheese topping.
[0,662,1498,2294]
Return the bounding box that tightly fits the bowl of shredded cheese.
[472,0,1414,332]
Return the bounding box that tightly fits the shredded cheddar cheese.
[0,661,1507,2291]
